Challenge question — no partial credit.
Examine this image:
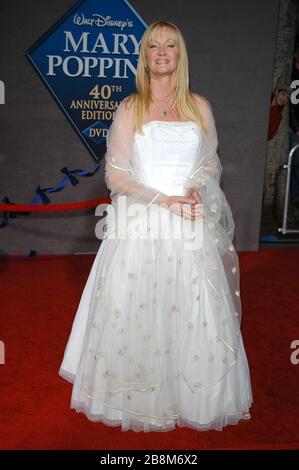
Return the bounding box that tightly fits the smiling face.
[145,26,180,78]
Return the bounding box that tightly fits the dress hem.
[69,399,253,433]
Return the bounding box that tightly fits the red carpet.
[1,247,299,449]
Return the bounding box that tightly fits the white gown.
[59,119,253,432]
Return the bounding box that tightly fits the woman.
[267,88,289,141]
[59,20,253,432]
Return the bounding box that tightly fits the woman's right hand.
[160,195,204,220]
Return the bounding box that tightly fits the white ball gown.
[59,96,253,432]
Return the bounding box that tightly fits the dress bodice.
[132,120,202,196]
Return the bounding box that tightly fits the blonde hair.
[123,20,206,137]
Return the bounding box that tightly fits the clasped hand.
[160,188,203,220]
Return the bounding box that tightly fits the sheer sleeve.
[181,97,243,371]
[104,98,169,208]
[183,98,235,241]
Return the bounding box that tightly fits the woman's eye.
[149,44,175,48]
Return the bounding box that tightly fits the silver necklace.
[151,93,177,118]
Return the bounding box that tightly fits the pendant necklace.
[151,93,177,118]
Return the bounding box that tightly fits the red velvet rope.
[0,197,111,212]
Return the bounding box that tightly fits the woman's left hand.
[185,187,202,203]
[185,188,203,218]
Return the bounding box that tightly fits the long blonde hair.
[124,20,206,137]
